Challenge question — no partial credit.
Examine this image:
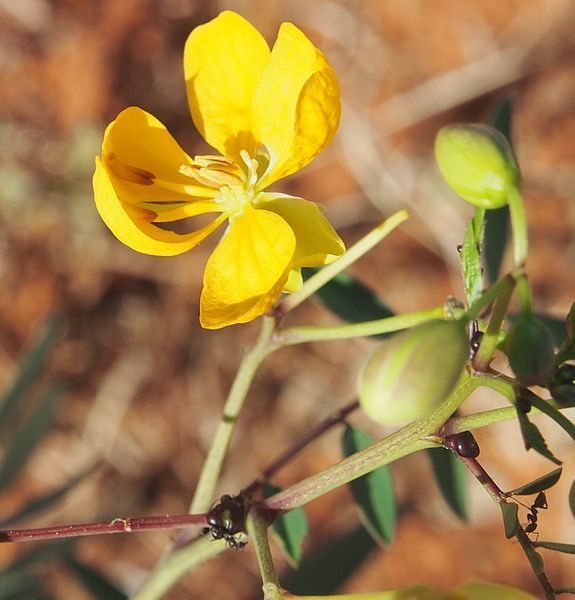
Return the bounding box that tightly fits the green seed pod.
[435,123,519,209]
[506,314,555,386]
[359,319,469,425]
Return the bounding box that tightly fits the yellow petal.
[103,107,212,202]
[200,206,295,328]
[184,11,270,159]
[258,193,344,267]
[254,22,340,189]
[94,158,226,256]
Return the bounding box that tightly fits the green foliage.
[506,315,556,386]
[265,484,309,568]
[427,447,468,520]
[341,426,396,544]
[0,386,60,491]
[506,468,562,496]
[460,210,485,305]
[515,404,562,465]
[500,502,520,538]
[303,269,394,337]
[65,557,127,600]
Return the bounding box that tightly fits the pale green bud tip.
[435,123,520,210]
[359,319,469,425]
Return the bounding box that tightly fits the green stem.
[472,274,517,371]
[189,316,276,515]
[276,306,445,345]
[132,536,227,600]
[264,373,499,511]
[507,185,528,267]
[133,317,277,600]
[517,274,533,313]
[246,509,280,593]
[278,210,409,315]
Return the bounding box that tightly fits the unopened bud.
[435,124,519,209]
[359,319,468,425]
[506,314,555,386]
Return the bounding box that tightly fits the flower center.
[180,150,266,219]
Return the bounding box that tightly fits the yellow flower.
[93,11,344,329]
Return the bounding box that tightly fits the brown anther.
[106,153,155,185]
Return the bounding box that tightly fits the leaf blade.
[427,447,468,520]
[342,426,396,544]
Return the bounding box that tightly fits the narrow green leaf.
[0,571,44,599]
[0,386,60,490]
[483,96,514,285]
[528,394,575,441]
[265,484,308,568]
[555,588,575,595]
[506,468,562,496]
[282,525,374,594]
[484,206,510,285]
[303,269,394,338]
[427,447,467,520]
[500,502,519,538]
[460,211,485,305]
[515,406,561,465]
[65,557,127,600]
[341,426,396,544]
[0,465,96,526]
[533,541,575,554]
[0,316,60,428]
[569,479,575,519]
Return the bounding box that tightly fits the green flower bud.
[359,319,468,425]
[435,124,519,209]
[506,314,555,386]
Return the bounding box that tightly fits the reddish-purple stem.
[0,513,207,543]
[244,399,359,495]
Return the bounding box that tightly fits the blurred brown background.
[0,0,574,598]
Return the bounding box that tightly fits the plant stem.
[275,306,445,345]
[264,373,496,512]
[507,185,528,267]
[246,509,280,590]
[189,316,277,515]
[0,513,207,544]
[132,536,227,600]
[278,210,409,316]
[245,400,359,495]
[472,274,517,371]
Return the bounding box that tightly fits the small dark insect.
[525,491,547,534]
[468,320,483,360]
[202,491,251,549]
[443,431,480,458]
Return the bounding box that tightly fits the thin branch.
[0,513,207,544]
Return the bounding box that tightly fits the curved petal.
[200,206,295,328]
[94,158,226,256]
[184,11,270,159]
[103,107,212,201]
[257,193,344,267]
[254,23,340,189]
